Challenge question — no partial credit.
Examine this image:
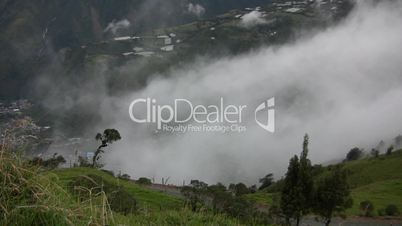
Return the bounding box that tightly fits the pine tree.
[298,134,314,222]
[280,134,314,226]
[280,155,302,225]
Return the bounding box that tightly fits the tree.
[385,204,400,216]
[30,153,66,169]
[370,148,379,158]
[78,156,91,167]
[298,134,314,219]
[249,185,257,193]
[226,197,256,221]
[207,183,231,213]
[92,129,121,167]
[314,167,353,226]
[281,155,302,226]
[345,147,363,161]
[386,145,394,156]
[259,173,274,190]
[233,183,250,196]
[394,135,402,148]
[118,174,131,180]
[359,200,374,217]
[181,180,208,212]
[137,177,152,185]
[280,134,314,226]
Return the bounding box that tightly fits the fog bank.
[90,1,402,185]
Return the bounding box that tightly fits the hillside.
[0,150,246,226]
[49,167,183,211]
[0,0,353,100]
[0,0,273,100]
[246,150,402,217]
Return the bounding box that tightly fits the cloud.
[240,11,267,28]
[36,1,402,186]
[99,1,402,185]
[104,19,131,35]
[187,3,206,17]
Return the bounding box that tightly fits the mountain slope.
[246,150,402,217]
[50,167,183,211]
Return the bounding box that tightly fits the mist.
[240,11,268,28]
[38,1,402,186]
[187,3,206,17]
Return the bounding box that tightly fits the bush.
[77,156,91,167]
[359,200,375,217]
[386,146,394,156]
[226,197,256,221]
[385,204,400,216]
[109,187,137,215]
[137,177,152,185]
[345,147,363,161]
[118,173,131,180]
[29,154,66,169]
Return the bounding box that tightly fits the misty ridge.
[30,0,402,186]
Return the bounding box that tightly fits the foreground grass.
[0,152,113,225]
[0,151,250,226]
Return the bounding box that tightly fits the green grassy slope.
[246,150,402,217]
[48,167,183,211]
[46,167,246,225]
[343,150,402,188]
[244,192,275,208]
[347,179,402,216]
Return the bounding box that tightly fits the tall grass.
[0,144,115,226]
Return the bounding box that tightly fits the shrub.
[386,146,394,156]
[77,156,91,167]
[137,177,152,185]
[370,149,379,158]
[359,200,374,217]
[385,204,400,216]
[118,173,131,180]
[108,187,137,215]
[29,154,66,169]
[226,197,256,221]
[345,147,363,161]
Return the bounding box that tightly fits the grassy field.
[245,150,402,217]
[347,179,402,216]
[49,167,183,211]
[244,192,276,208]
[0,151,249,226]
[343,150,402,188]
[2,149,400,225]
